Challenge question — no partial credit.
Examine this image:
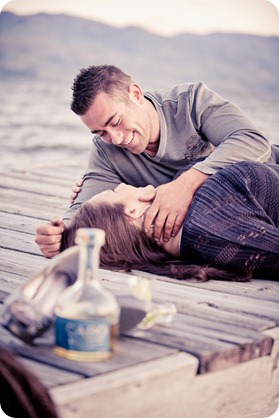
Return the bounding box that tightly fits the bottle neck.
[77,242,101,284]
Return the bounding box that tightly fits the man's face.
[80,85,159,154]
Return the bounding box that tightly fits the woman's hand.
[35,218,65,258]
[70,175,84,203]
[140,168,209,243]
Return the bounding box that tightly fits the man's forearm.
[175,167,209,195]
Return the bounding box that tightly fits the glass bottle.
[54,228,120,361]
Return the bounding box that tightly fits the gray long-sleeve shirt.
[64,81,273,222]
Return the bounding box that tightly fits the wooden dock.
[0,162,278,418]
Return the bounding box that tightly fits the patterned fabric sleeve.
[181,162,279,278]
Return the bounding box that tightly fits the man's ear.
[128,83,144,104]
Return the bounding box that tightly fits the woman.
[61,161,279,281]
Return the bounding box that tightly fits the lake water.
[1,79,278,171]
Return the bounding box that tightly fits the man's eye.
[113,119,121,127]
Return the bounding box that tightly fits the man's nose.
[109,129,123,145]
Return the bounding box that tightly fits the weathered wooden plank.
[131,270,279,302]
[0,245,278,316]
[0,189,68,219]
[0,279,33,302]
[163,298,277,332]
[98,272,279,327]
[19,357,83,388]
[0,186,68,207]
[149,279,279,320]
[130,325,239,373]
[2,250,273,339]
[3,170,79,188]
[99,271,279,331]
[10,161,86,182]
[0,227,42,255]
[0,248,47,301]
[152,273,279,303]
[0,265,274,375]
[125,321,273,374]
[50,330,279,418]
[102,269,279,303]
[0,325,177,378]
[0,247,47,275]
[0,174,72,199]
[1,247,276,320]
[0,269,28,287]
[171,312,273,350]
[0,250,275,342]
[0,211,43,234]
[50,352,199,418]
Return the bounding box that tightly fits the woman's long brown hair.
[0,347,58,418]
[61,202,249,282]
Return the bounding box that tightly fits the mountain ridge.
[0,12,278,96]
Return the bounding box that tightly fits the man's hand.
[140,168,209,243]
[35,218,65,258]
[70,175,84,203]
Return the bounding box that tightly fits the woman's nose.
[114,183,126,192]
[142,185,155,193]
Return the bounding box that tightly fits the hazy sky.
[1,0,279,36]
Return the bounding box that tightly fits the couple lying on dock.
[61,161,279,281]
[35,65,279,281]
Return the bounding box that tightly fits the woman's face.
[89,184,155,220]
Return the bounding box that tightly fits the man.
[35,65,277,258]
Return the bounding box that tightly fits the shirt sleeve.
[189,82,271,175]
[63,137,122,223]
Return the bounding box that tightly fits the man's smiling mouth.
[123,132,134,146]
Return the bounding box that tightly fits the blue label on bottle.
[55,315,110,353]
